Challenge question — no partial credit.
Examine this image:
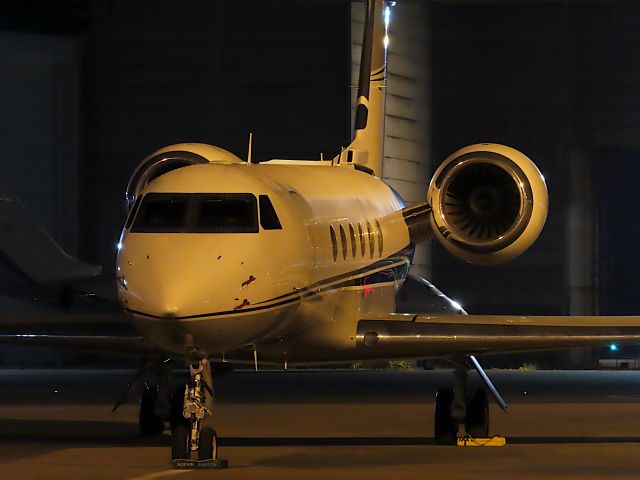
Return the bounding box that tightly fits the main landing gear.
[171,358,228,469]
[434,356,507,445]
[112,358,171,437]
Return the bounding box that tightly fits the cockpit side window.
[124,196,143,229]
[259,195,282,230]
[130,193,259,233]
[195,194,259,233]
[132,194,189,232]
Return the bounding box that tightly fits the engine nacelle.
[427,143,548,265]
[125,143,244,209]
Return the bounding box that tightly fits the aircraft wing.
[356,313,640,358]
[0,312,164,356]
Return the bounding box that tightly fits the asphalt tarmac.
[1,369,640,479]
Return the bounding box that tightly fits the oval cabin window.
[329,225,337,262]
[348,224,357,258]
[375,219,383,257]
[366,221,374,259]
[339,224,348,260]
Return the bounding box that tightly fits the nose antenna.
[247,132,253,165]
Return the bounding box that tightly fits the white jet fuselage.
[117,156,412,364]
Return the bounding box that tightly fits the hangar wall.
[0,32,80,255]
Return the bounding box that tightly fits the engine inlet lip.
[125,151,210,209]
[434,152,534,254]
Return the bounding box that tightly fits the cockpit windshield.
[131,193,259,233]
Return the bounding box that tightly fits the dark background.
[1,0,351,271]
[430,1,640,319]
[2,0,640,365]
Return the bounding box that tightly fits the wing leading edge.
[0,334,161,355]
[356,313,640,359]
[0,313,163,356]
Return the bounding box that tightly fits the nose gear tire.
[198,427,217,461]
[171,423,190,460]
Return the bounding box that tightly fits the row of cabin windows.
[329,220,384,262]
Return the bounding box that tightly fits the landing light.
[117,241,123,251]
[610,343,619,352]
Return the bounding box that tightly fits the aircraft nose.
[134,273,195,318]
[120,252,213,318]
[118,234,268,319]
[158,276,197,316]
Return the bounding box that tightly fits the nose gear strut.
[171,358,228,469]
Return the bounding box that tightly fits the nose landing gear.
[171,358,228,469]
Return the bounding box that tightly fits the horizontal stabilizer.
[0,193,101,285]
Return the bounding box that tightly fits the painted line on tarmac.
[129,470,190,480]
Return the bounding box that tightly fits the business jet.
[3,0,640,469]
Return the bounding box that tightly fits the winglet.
[0,192,102,285]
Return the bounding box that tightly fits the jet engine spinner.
[125,143,244,209]
[427,143,548,265]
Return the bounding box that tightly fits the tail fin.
[340,0,389,177]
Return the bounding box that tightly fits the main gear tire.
[434,388,458,445]
[465,389,489,438]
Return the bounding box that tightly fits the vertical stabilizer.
[341,0,389,177]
